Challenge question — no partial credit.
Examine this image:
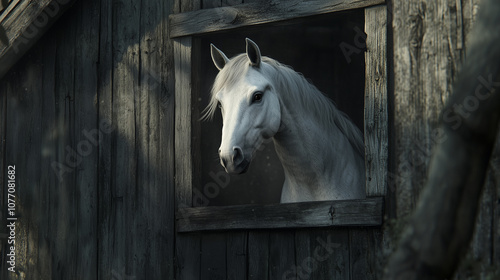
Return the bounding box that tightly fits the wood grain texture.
[227,231,248,280]
[269,230,295,279]
[169,0,385,38]
[174,2,203,280]
[200,233,227,280]
[177,197,384,232]
[364,5,388,197]
[52,12,78,278]
[96,0,114,278]
[162,0,177,279]
[174,37,193,209]
[392,0,468,217]
[73,0,99,278]
[248,231,269,280]
[0,0,77,79]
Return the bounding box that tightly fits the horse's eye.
[252,92,263,103]
[218,102,222,109]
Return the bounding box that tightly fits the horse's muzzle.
[219,146,250,174]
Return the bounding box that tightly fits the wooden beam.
[177,197,384,232]
[0,0,77,79]
[364,5,388,196]
[174,37,194,208]
[169,0,386,38]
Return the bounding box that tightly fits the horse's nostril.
[233,146,244,164]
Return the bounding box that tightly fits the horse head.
[208,38,281,174]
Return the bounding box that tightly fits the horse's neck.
[273,98,365,203]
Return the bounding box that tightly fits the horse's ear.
[211,43,229,71]
[246,38,261,67]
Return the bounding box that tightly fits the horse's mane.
[203,54,364,156]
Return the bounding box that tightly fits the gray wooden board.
[97,0,114,277]
[269,230,295,279]
[52,12,78,278]
[350,228,382,279]
[74,0,99,278]
[162,0,177,277]
[4,47,44,279]
[39,31,57,279]
[0,0,78,79]
[227,231,248,280]
[112,0,140,276]
[177,197,384,232]
[200,233,227,280]
[175,2,203,280]
[364,5,388,197]
[169,0,385,38]
[248,231,269,280]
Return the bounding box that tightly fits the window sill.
[176,196,383,232]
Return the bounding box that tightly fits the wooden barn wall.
[0,0,176,279]
[0,0,498,280]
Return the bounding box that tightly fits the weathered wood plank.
[312,229,350,280]
[350,228,382,279]
[73,0,99,278]
[392,0,464,218]
[227,231,247,280]
[248,231,269,280]
[174,2,203,278]
[364,5,388,197]
[293,230,312,280]
[38,30,57,279]
[177,197,384,232]
[7,48,44,279]
[0,0,77,79]
[97,0,114,278]
[52,11,78,278]
[201,233,227,280]
[161,0,177,278]
[174,36,193,209]
[0,0,14,14]
[0,62,23,280]
[169,0,385,38]
[105,0,140,278]
[269,231,295,279]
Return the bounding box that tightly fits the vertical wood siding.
[0,0,175,279]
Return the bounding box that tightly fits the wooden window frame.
[171,0,387,233]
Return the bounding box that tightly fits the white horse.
[203,38,365,203]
